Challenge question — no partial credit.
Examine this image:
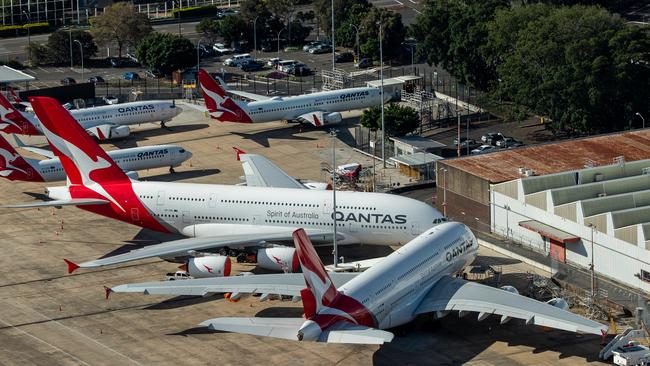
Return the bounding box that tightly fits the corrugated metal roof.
[390,136,446,149]
[0,66,35,83]
[390,152,443,166]
[442,130,650,183]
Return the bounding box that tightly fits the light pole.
[22,10,31,66]
[277,27,286,59]
[378,20,385,168]
[330,129,339,267]
[196,39,202,77]
[350,24,360,64]
[637,112,646,129]
[74,39,83,80]
[457,111,461,157]
[331,0,335,71]
[68,26,73,69]
[588,223,596,299]
[176,0,182,35]
[252,16,259,58]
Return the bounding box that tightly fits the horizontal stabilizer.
[1,198,109,208]
[13,134,55,159]
[319,322,394,344]
[201,317,304,340]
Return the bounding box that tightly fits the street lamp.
[350,24,360,64]
[252,16,259,58]
[330,129,339,267]
[22,10,31,66]
[196,39,202,81]
[68,27,73,69]
[277,27,286,58]
[176,0,182,35]
[636,112,645,129]
[331,0,335,71]
[588,223,596,299]
[378,20,386,168]
[438,167,447,217]
[73,39,83,80]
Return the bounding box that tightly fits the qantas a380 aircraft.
[198,69,384,127]
[4,97,443,272]
[0,93,181,140]
[0,134,192,182]
[110,223,607,344]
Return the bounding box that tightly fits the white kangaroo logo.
[0,104,23,132]
[0,147,28,177]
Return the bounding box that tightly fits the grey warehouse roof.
[0,66,35,83]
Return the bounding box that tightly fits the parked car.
[496,137,524,148]
[102,96,119,105]
[198,44,214,56]
[217,8,238,18]
[308,44,332,54]
[122,72,140,81]
[125,52,138,63]
[223,53,253,67]
[60,77,76,85]
[454,137,479,149]
[286,63,311,76]
[278,60,300,72]
[106,57,123,67]
[481,132,503,143]
[471,144,497,155]
[303,41,327,52]
[266,57,281,68]
[354,58,372,69]
[239,60,265,72]
[260,42,273,52]
[213,43,232,55]
[165,271,192,281]
[335,52,354,63]
[87,75,104,83]
[144,69,163,78]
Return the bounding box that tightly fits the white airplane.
[109,223,608,344]
[197,69,384,127]
[0,92,182,140]
[0,134,192,182]
[4,96,444,274]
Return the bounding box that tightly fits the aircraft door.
[411,222,419,236]
[182,211,191,224]
[169,149,175,164]
[251,215,261,225]
[157,191,165,206]
[348,221,358,233]
[209,194,218,208]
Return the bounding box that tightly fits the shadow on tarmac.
[145,294,225,310]
[112,123,210,148]
[231,124,317,147]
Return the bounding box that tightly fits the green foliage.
[412,0,508,89]
[489,5,650,134]
[360,104,420,137]
[196,18,221,44]
[91,3,152,57]
[27,43,51,65]
[171,4,219,18]
[335,3,369,48]
[46,30,97,64]
[359,8,406,62]
[136,33,195,74]
[313,0,370,37]
[287,19,312,45]
[219,15,248,45]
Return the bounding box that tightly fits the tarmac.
[0,107,609,365]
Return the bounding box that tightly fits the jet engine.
[109,125,131,139]
[323,112,342,125]
[124,171,139,180]
[546,297,569,310]
[87,124,130,140]
[255,247,299,272]
[184,255,232,278]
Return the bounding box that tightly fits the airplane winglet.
[232,147,246,161]
[64,258,80,274]
[103,286,113,300]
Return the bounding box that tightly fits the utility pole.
[22,11,31,66]
[331,0,335,71]
[457,112,461,157]
[330,129,339,267]
[378,20,385,168]
[637,112,646,129]
[351,24,360,64]
[277,27,286,59]
[589,223,596,299]
[439,167,447,217]
[69,26,73,69]
[252,16,259,59]
[74,39,83,80]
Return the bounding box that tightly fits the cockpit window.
[433,217,448,224]
[179,149,185,153]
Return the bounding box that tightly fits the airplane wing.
[295,111,327,127]
[199,318,393,344]
[178,102,208,113]
[213,76,270,101]
[415,275,607,335]
[72,226,338,270]
[240,154,306,189]
[13,134,55,159]
[111,272,359,298]
[1,198,110,208]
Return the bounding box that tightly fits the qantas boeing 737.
[0,134,192,182]
[4,97,443,272]
[197,69,384,127]
[0,93,181,140]
[110,223,607,344]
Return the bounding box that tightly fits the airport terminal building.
[436,130,650,299]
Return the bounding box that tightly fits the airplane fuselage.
[340,222,477,329]
[30,145,191,181]
[70,101,181,127]
[241,87,382,123]
[50,181,443,246]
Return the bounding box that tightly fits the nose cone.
[186,151,193,159]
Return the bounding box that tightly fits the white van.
[223,53,253,67]
[277,59,300,72]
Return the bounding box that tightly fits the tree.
[136,33,195,74]
[47,29,97,64]
[268,0,301,45]
[489,5,650,134]
[313,0,370,38]
[360,104,420,137]
[196,18,220,44]
[91,3,152,58]
[359,8,406,62]
[219,15,248,46]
